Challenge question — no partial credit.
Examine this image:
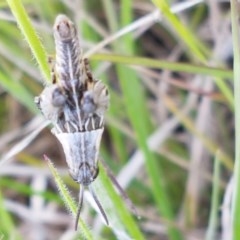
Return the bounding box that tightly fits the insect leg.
[75,185,84,231]
[101,161,138,217]
[88,184,109,225]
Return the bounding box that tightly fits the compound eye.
[52,88,66,107]
[82,91,96,114]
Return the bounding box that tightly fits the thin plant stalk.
[6,0,50,82]
[205,151,221,240]
[230,0,240,239]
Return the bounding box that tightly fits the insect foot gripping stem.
[35,14,109,230]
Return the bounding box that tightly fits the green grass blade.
[102,0,118,33]
[45,156,93,240]
[93,53,233,107]
[92,54,233,79]
[151,0,207,62]
[101,0,183,239]
[107,105,129,162]
[0,178,61,204]
[93,163,144,240]
[0,70,36,113]
[117,64,183,240]
[214,77,234,107]
[6,0,50,82]
[230,0,240,239]
[0,188,22,240]
[205,151,221,240]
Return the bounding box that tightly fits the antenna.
[89,185,109,225]
[75,185,84,230]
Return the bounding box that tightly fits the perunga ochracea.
[35,14,109,230]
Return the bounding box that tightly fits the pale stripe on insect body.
[53,15,83,132]
[52,15,109,133]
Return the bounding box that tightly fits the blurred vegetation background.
[0,0,237,239]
